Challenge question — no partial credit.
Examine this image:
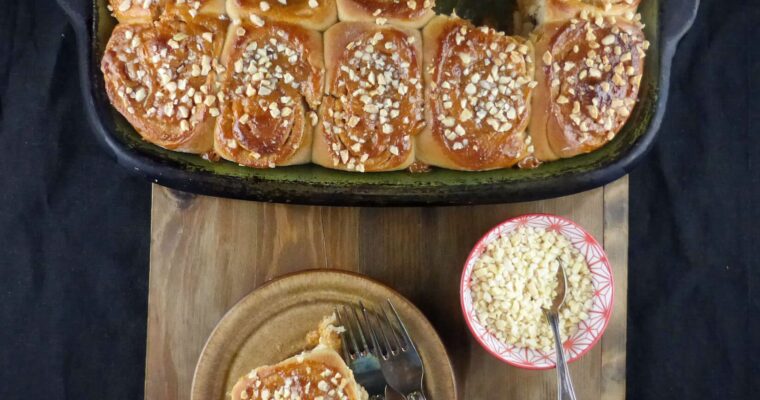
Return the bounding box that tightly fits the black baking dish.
[58,0,699,206]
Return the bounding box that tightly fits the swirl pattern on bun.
[529,11,648,160]
[101,18,228,153]
[418,16,538,171]
[314,22,424,172]
[214,20,325,167]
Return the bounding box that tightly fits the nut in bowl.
[460,214,614,370]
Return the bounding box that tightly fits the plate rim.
[191,269,459,399]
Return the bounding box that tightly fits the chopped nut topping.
[321,27,423,172]
[469,226,594,351]
[101,19,224,148]
[349,0,435,22]
[543,13,646,146]
[429,19,535,170]
[216,21,324,168]
[233,357,353,400]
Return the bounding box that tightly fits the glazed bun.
[529,11,648,160]
[214,20,325,167]
[163,0,228,20]
[336,0,436,29]
[418,15,538,171]
[314,22,424,172]
[227,0,338,31]
[101,18,228,153]
[517,0,641,26]
[108,0,164,23]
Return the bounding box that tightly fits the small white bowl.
[460,214,614,370]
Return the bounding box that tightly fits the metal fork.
[360,300,427,400]
[336,306,387,400]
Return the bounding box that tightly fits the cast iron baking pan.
[58,0,698,206]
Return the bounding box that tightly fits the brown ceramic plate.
[192,270,457,399]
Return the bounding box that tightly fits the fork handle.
[549,313,577,400]
[405,391,426,400]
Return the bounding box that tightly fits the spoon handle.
[549,313,578,400]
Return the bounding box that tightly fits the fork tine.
[379,303,404,353]
[334,308,352,361]
[339,306,360,358]
[349,304,371,355]
[385,300,415,351]
[358,302,383,358]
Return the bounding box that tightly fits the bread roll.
[314,22,424,172]
[230,314,367,400]
[108,0,164,24]
[230,347,367,400]
[214,20,325,167]
[529,11,648,161]
[336,0,435,29]
[100,18,228,153]
[418,15,538,171]
[517,0,641,26]
[227,0,338,31]
[163,0,227,20]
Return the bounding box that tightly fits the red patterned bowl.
[460,214,614,370]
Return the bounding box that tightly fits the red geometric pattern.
[460,214,615,370]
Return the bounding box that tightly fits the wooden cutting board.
[146,176,628,400]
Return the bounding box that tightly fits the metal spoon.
[545,262,578,400]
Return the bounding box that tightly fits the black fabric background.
[0,0,757,399]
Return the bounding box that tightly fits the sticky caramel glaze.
[425,18,536,170]
[232,360,353,400]
[164,0,227,20]
[552,0,641,20]
[347,0,434,20]
[215,22,324,167]
[231,0,338,31]
[530,13,647,160]
[101,17,227,152]
[518,0,641,26]
[321,25,423,172]
[109,0,164,23]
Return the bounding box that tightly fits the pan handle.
[57,0,90,34]
[57,0,124,157]
[619,0,699,174]
[661,0,700,52]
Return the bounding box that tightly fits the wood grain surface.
[146,176,628,400]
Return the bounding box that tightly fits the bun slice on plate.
[214,19,325,167]
[227,0,338,31]
[100,17,228,153]
[418,15,538,171]
[517,0,641,26]
[108,0,165,23]
[230,314,369,400]
[314,22,425,172]
[336,0,436,29]
[529,11,648,161]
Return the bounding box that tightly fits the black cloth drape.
[0,0,756,399]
